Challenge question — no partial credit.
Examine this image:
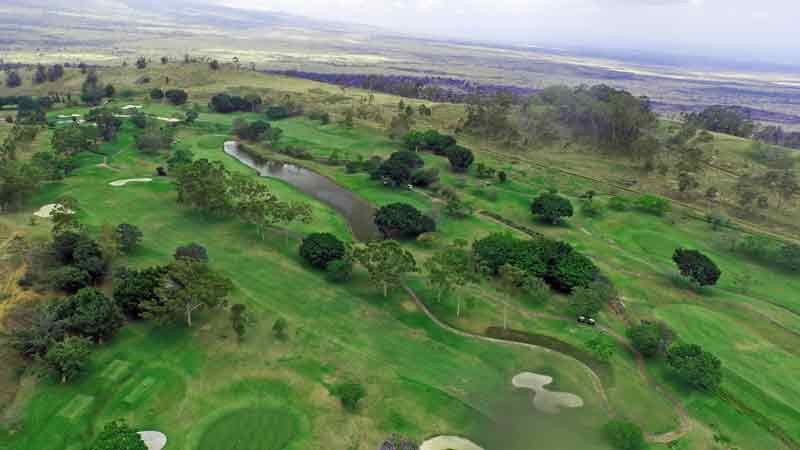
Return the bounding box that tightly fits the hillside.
[0,63,799,450]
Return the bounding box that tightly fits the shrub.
[410,168,439,187]
[446,146,474,172]
[330,381,366,412]
[475,162,496,179]
[272,317,288,340]
[164,89,187,105]
[85,419,147,450]
[52,288,124,343]
[325,259,353,283]
[531,192,574,224]
[581,199,605,218]
[626,322,663,358]
[608,196,631,211]
[300,233,346,269]
[115,223,142,253]
[175,243,208,262]
[389,150,424,170]
[374,203,435,239]
[372,158,413,187]
[667,343,722,390]
[634,194,671,216]
[602,420,646,450]
[672,248,721,287]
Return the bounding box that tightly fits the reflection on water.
[224,142,379,241]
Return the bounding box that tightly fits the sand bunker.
[122,105,143,110]
[512,372,584,414]
[138,431,167,450]
[420,436,485,450]
[109,178,152,187]
[33,204,74,218]
[57,114,82,119]
[155,116,182,123]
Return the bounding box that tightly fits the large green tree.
[423,240,474,316]
[672,248,721,287]
[531,192,573,224]
[43,336,92,383]
[145,259,233,327]
[354,241,417,297]
[666,343,722,390]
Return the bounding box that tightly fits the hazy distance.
[222,0,800,68]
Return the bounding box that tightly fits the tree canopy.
[374,203,436,239]
[672,248,721,287]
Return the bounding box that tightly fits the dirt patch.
[109,178,152,187]
[512,372,584,414]
[420,436,485,450]
[138,431,167,450]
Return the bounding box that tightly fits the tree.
[666,343,723,390]
[423,241,474,316]
[9,302,66,359]
[326,259,353,283]
[150,88,164,100]
[672,248,721,287]
[498,263,526,328]
[135,56,147,69]
[43,336,92,383]
[626,322,663,358]
[174,242,209,262]
[443,195,473,219]
[5,70,22,88]
[531,192,573,224]
[300,233,346,269]
[164,89,188,105]
[135,125,173,154]
[372,158,413,187]
[185,110,198,124]
[602,420,645,450]
[677,172,699,195]
[209,59,220,70]
[32,65,48,84]
[113,266,169,318]
[145,259,233,327]
[568,281,615,318]
[272,317,288,340]
[167,147,194,171]
[115,224,142,253]
[446,146,474,172]
[175,159,231,214]
[374,203,435,239]
[354,241,417,297]
[52,288,123,343]
[330,381,366,413]
[84,419,147,450]
[230,304,250,342]
[52,266,92,293]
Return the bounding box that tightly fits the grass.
[0,115,611,450]
[1,68,799,450]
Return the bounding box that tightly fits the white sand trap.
[155,116,182,123]
[57,114,82,119]
[420,436,485,450]
[34,203,74,218]
[114,114,132,118]
[109,178,152,187]
[122,105,143,110]
[512,372,584,414]
[138,431,167,450]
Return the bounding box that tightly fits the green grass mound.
[197,407,299,450]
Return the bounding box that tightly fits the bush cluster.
[472,233,597,292]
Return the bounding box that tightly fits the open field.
[0,66,799,450]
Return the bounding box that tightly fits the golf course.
[1,62,799,450]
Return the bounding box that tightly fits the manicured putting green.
[197,407,299,450]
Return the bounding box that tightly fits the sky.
[222,0,799,66]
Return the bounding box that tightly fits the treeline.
[208,92,303,119]
[271,70,535,104]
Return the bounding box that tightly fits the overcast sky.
[222,0,798,66]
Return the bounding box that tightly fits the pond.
[224,141,379,241]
